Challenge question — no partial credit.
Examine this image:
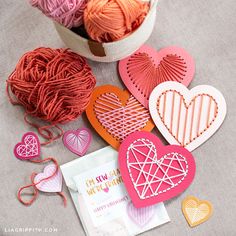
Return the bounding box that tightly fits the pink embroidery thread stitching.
[15,133,39,159]
[94,93,151,141]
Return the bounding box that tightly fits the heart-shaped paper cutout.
[119,45,195,108]
[34,164,62,193]
[149,81,227,151]
[86,85,154,149]
[182,196,213,227]
[119,131,195,208]
[127,201,154,227]
[14,132,40,160]
[63,128,92,156]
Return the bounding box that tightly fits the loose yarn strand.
[24,113,64,145]
[17,157,67,206]
[6,47,96,144]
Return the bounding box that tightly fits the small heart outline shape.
[182,195,213,227]
[34,164,62,193]
[14,132,40,160]
[63,128,92,156]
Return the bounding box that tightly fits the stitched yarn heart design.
[14,132,40,160]
[119,131,195,208]
[63,128,92,156]
[34,164,62,193]
[127,201,154,227]
[119,45,195,108]
[182,196,213,227]
[86,85,154,149]
[149,82,227,151]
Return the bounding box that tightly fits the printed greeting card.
[61,147,170,236]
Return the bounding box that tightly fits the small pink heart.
[14,132,40,160]
[34,164,62,193]
[63,128,92,156]
[103,187,109,193]
[127,202,154,227]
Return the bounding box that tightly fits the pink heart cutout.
[127,201,154,227]
[63,128,92,156]
[119,45,195,108]
[14,132,40,160]
[119,131,196,208]
[34,164,62,193]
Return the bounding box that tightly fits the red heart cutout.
[119,131,196,208]
[119,45,195,108]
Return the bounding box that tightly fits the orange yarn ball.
[6,47,96,143]
[84,0,149,43]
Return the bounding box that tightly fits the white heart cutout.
[149,81,227,151]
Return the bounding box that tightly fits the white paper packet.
[60,146,170,236]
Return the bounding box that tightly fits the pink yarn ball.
[30,0,87,28]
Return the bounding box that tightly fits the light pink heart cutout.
[127,201,154,227]
[14,132,40,160]
[63,128,92,156]
[34,164,62,193]
[119,131,196,208]
[119,45,195,108]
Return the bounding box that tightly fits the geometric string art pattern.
[127,138,188,199]
[17,135,38,156]
[182,196,213,227]
[65,131,89,150]
[63,128,92,156]
[94,93,151,142]
[119,45,195,108]
[127,52,187,94]
[119,131,196,207]
[86,85,154,150]
[14,132,40,160]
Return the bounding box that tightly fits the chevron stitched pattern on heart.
[157,90,218,147]
[65,130,90,151]
[94,93,151,141]
[127,53,187,98]
[16,135,39,158]
[127,138,189,199]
